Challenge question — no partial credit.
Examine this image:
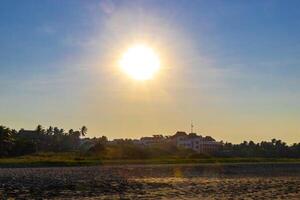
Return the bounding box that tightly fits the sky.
[0,0,300,143]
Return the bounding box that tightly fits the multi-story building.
[170,132,222,153]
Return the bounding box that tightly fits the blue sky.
[0,0,299,143]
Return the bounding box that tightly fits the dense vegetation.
[88,141,195,160]
[218,140,300,158]
[0,125,87,157]
[89,138,300,159]
[1,124,300,160]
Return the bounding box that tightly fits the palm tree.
[46,126,54,135]
[35,125,45,152]
[80,126,87,137]
[0,126,13,156]
[68,129,74,136]
[59,129,65,136]
[36,125,44,134]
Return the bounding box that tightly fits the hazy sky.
[1,0,300,143]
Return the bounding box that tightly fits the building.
[140,135,165,146]
[107,131,222,154]
[170,131,222,153]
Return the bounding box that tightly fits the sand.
[0,163,300,199]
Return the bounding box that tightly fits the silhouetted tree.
[80,126,87,137]
[0,126,14,157]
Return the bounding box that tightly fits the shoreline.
[1,157,300,168]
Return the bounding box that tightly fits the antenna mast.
[191,121,194,133]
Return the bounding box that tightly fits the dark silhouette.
[0,124,300,159]
[0,125,86,157]
[216,139,300,158]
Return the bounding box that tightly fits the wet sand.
[0,163,300,199]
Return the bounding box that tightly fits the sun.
[119,44,160,80]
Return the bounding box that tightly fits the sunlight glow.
[119,44,160,80]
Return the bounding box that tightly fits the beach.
[1,163,300,199]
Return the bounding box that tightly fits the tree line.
[87,140,195,160]
[0,125,87,157]
[1,124,300,158]
[217,139,300,158]
[88,138,300,159]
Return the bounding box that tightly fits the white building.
[171,132,222,153]
[140,135,165,146]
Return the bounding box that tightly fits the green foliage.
[216,139,300,158]
[0,126,14,157]
[0,124,88,157]
[1,124,300,161]
[0,152,101,167]
[88,142,212,160]
[86,138,300,160]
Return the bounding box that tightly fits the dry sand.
[0,163,300,199]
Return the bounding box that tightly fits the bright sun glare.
[119,44,160,80]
